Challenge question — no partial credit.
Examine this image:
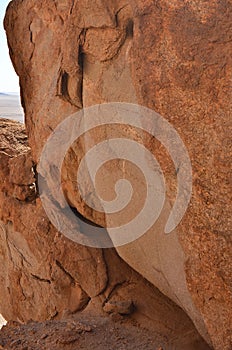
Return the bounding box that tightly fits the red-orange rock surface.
[0,120,209,349]
[1,0,231,349]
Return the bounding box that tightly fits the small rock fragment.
[103,300,134,315]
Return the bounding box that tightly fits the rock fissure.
[31,274,51,284]
[55,260,76,286]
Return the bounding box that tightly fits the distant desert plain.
[0,92,24,122]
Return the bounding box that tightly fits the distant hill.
[0,92,19,96]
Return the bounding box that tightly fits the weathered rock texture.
[0,119,209,350]
[1,0,232,349]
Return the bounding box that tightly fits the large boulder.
[2,0,232,349]
[0,119,209,350]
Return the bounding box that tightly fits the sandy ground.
[0,312,210,350]
[0,94,24,123]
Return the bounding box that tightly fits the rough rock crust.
[1,0,232,349]
[0,119,209,349]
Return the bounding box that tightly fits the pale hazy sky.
[0,0,20,93]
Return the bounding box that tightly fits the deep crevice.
[31,274,51,284]
[126,19,134,38]
[60,71,69,98]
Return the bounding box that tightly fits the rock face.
[1,1,232,350]
[0,119,209,350]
